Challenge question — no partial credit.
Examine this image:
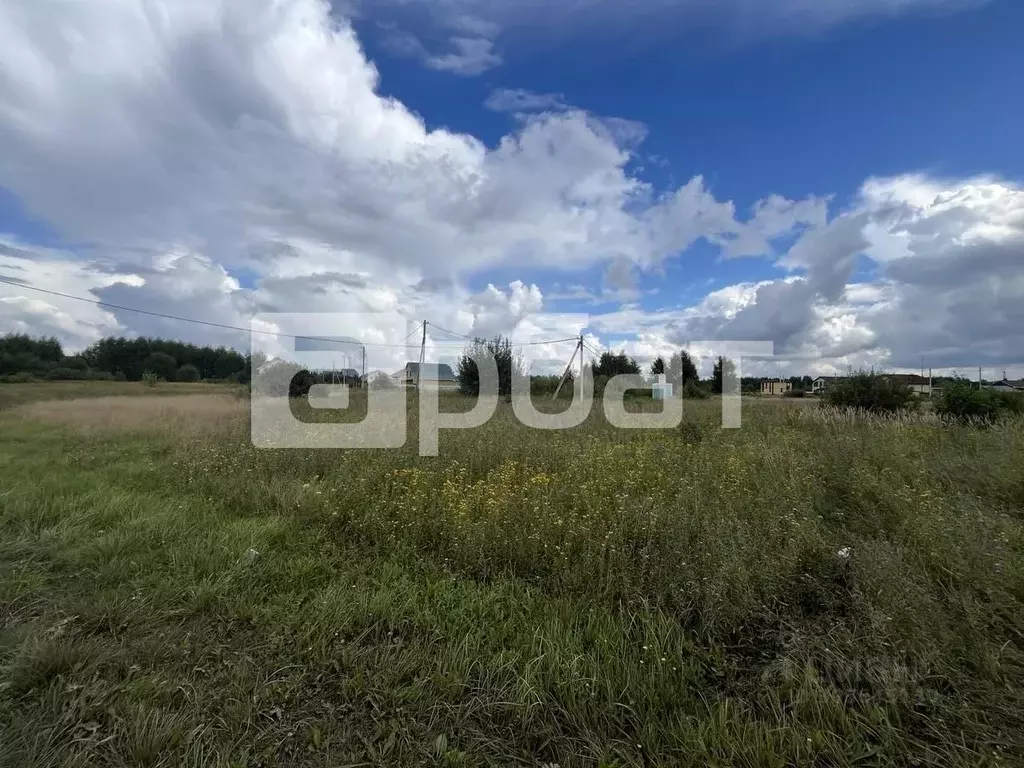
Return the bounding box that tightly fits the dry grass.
[4,394,246,434]
[0,380,243,411]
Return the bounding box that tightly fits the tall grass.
[0,388,1021,766]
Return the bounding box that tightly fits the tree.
[176,363,200,382]
[667,351,698,389]
[711,357,737,394]
[288,369,316,398]
[822,371,915,413]
[457,336,524,397]
[368,371,396,390]
[933,378,1023,423]
[142,351,178,381]
[650,356,666,376]
[0,333,64,376]
[592,351,641,378]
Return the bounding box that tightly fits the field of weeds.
[1,384,1022,766]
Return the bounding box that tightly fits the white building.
[392,362,459,389]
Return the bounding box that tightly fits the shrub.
[43,367,84,381]
[142,352,178,381]
[368,371,396,390]
[141,372,159,387]
[289,369,315,398]
[783,389,807,398]
[935,379,1024,423]
[682,380,709,399]
[822,372,915,413]
[0,372,36,383]
[176,364,200,382]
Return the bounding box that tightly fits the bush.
[0,372,36,383]
[141,372,159,387]
[368,371,397,390]
[176,364,200,382]
[142,352,178,381]
[783,389,807,398]
[822,372,915,413]
[935,379,1024,423]
[43,367,84,381]
[289,369,315,398]
[682,380,709,399]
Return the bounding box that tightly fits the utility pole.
[418,320,427,391]
[979,365,983,391]
[361,345,366,388]
[553,336,582,401]
[929,367,933,398]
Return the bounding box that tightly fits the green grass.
[1,390,1022,766]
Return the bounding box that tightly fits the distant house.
[392,362,458,389]
[884,374,932,396]
[760,379,792,396]
[984,379,1024,392]
[811,376,837,395]
[812,373,934,396]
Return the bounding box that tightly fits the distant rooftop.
[398,362,456,381]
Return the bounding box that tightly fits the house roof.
[398,362,456,381]
[990,379,1024,389]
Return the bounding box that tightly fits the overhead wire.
[0,276,584,350]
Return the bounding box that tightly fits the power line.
[426,321,474,341]
[519,337,580,347]
[426,322,578,347]
[0,276,460,350]
[0,276,581,350]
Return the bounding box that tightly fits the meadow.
[0,381,1022,767]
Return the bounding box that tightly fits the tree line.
[0,333,253,383]
[453,338,747,399]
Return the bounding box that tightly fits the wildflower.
[837,546,852,560]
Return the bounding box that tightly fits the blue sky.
[357,0,1022,306]
[0,0,1022,376]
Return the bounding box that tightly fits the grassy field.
[0,380,243,412]
[0,383,1022,766]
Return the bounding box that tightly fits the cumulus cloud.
[642,175,1024,374]
[0,0,1018,378]
[0,0,807,286]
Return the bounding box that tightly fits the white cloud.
[380,11,502,76]
[424,36,502,75]
[485,88,569,113]
[641,175,1024,374]
[0,0,805,288]
[0,0,1018,379]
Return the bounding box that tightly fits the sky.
[0,0,1022,378]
